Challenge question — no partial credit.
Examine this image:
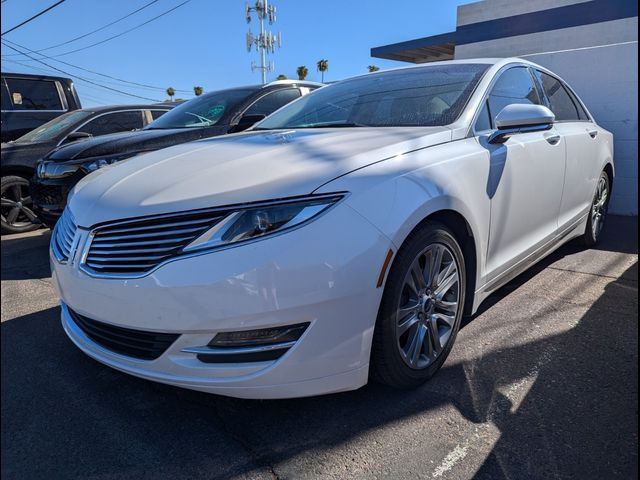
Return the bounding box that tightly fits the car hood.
[46,126,228,162]
[69,127,452,227]
[1,141,57,168]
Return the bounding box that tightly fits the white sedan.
[51,58,613,399]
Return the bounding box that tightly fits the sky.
[0,0,473,107]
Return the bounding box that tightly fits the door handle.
[588,129,598,138]
[544,133,561,145]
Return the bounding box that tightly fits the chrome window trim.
[56,109,147,147]
[77,192,348,280]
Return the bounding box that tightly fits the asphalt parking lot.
[1,216,637,480]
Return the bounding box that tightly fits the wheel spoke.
[427,246,444,288]
[1,198,16,208]
[432,312,455,328]
[7,207,20,224]
[434,298,457,313]
[434,267,458,300]
[407,324,426,366]
[427,318,442,355]
[398,313,419,337]
[20,206,39,223]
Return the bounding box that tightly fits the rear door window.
[80,111,144,136]
[533,70,580,121]
[4,78,63,110]
[245,89,301,117]
[150,109,168,120]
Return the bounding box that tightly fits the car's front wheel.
[371,222,465,389]
[1,175,41,235]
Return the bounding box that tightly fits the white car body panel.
[52,58,614,398]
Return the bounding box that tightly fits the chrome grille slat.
[94,225,210,241]
[83,210,225,276]
[98,217,219,235]
[90,236,197,248]
[51,209,78,262]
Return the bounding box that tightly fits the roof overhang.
[371,31,456,64]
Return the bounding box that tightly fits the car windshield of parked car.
[146,88,256,129]
[256,64,489,129]
[13,110,93,143]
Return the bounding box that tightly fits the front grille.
[84,210,225,276]
[51,209,77,262]
[31,182,67,207]
[68,307,180,360]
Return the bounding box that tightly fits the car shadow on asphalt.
[1,218,637,479]
[1,229,51,280]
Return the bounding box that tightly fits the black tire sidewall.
[371,222,466,388]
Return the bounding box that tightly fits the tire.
[1,175,41,235]
[582,170,610,247]
[371,221,466,389]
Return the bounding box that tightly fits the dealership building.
[372,0,638,215]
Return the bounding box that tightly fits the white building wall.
[454,2,638,215]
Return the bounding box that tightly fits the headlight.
[184,194,345,252]
[83,158,115,173]
[37,161,81,179]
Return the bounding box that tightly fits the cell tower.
[245,1,282,84]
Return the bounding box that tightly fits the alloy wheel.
[1,179,39,231]
[396,243,460,369]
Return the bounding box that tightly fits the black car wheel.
[1,175,41,234]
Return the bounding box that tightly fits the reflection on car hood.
[46,126,228,162]
[1,141,57,168]
[69,127,452,227]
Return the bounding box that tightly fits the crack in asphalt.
[547,265,638,282]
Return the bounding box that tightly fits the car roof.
[0,71,74,83]
[80,104,176,114]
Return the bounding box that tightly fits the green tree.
[316,59,329,83]
[166,87,176,101]
[367,65,380,72]
[276,74,288,80]
[193,86,203,96]
[296,65,309,80]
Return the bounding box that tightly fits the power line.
[14,0,192,59]
[1,0,66,36]
[3,38,191,93]
[1,41,161,102]
[2,0,161,57]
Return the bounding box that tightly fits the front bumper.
[31,171,86,227]
[53,203,392,399]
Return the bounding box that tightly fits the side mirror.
[488,104,555,144]
[62,131,93,145]
[230,114,266,133]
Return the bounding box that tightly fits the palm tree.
[166,87,176,102]
[276,74,287,80]
[193,86,203,96]
[367,65,380,73]
[316,59,328,83]
[296,65,309,80]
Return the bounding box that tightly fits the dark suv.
[1,103,174,234]
[1,73,82,143]
[31,80,321,227]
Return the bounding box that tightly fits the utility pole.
[245,1,281,84]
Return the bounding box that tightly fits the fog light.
[209,322,309,348]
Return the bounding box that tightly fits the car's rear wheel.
[371,222,465,388]
[1,175,41,235]
[582,171,610,247]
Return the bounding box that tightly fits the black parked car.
[1,103,174,234]
[31,80,321,227]
[1,72,82,143]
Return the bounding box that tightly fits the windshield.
[257,64,489,129]
[147,88,256,129]
[14,110,93,143]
